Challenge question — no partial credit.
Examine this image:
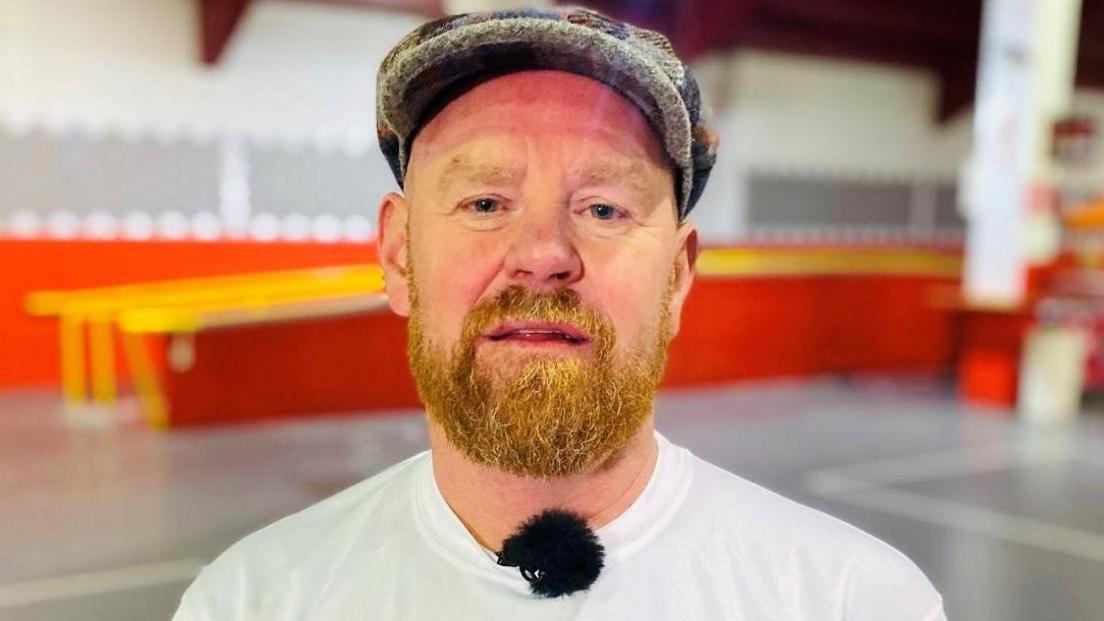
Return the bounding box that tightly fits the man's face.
[378,70,698,477]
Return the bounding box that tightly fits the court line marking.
[806,445,1104,564]
[820,484,1104,563]
[0,559,204,609]
[807,440,1093,490]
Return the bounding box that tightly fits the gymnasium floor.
[2,375,1102,620]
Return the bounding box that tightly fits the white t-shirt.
[175,434,946,620]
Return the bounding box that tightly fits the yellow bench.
[25,265,387,428]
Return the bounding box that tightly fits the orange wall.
[665,274,958,385]
[0,240,961,407]
[165,311,419,425]
[156,270,960,426]
[0,240,377,388]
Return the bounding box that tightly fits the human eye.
[465,197,502,216]
[456,195,513,230]
[587,203,627,221]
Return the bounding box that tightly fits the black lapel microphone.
[495,508,605,598]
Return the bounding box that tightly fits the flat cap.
[376,6,718,219]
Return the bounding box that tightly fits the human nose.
[503,208,583,289]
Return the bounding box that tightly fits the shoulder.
[686,454,910,561]
[681,453,945,619]
[219,450,427,565]
[173,451,429,621]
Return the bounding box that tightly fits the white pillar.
[962,0,1082,305]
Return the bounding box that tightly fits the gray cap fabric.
[376,6,718,219]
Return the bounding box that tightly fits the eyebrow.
[434,155,660,201]
[573,160,653,197]
[437,156,525,193]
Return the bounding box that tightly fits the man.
[175,7,946,620]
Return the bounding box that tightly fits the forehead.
[406,70,671,184]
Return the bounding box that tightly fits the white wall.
[1,0,1100,243]
[0,0,421,147]
[689,51,976,242]
[0,0,421,241]
[686,50,1104,242]
[727,51,973,177]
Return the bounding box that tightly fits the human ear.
[666,222,699,337]
[377,192,411,317]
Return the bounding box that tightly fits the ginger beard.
[407,263,674,478]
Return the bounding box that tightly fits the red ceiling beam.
[739,17,936,70]
[936,63,977,122]
[1072,0,1104,88]
[196,0,442,67]
[1077,58,1104,90]
[198,0,254,65]
[576,0,759,60]
[759,0,978,47]
[284,0,442,17]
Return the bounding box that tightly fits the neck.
[428,418,659,552]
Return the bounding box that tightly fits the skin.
[377,70,699,550]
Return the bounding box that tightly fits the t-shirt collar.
[412,431,693,591]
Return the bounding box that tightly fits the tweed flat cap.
[376,6,718,219]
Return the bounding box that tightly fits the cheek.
[586,254,670,351]
[414,234,503,346]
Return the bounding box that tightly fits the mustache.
[458,286,614,353]
[406,277,671,477]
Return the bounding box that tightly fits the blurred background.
[1,0,1103,619]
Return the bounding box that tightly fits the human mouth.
[485,322,590,345]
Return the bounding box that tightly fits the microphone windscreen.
[496,508,605,598]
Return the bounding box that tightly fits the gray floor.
[1,375,1102,620]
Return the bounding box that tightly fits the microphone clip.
[494,508,605,598]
